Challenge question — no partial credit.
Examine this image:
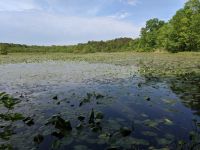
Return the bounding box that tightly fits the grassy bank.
[1,52,200,77]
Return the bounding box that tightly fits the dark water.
[0,62,199,150]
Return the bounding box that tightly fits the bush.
[0,44,8,55]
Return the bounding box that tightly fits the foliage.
[0,38,136,53]
[0,43,8,55]
[138,18,165,50]
[156,0,200,52]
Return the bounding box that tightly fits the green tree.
[139,18,165,50]
[168,0,200,51]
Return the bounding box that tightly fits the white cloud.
[0,0,40,12]
[109,11,130,19]
[119,0,138,6]
[0,11,140,45]
[127,0,138,5]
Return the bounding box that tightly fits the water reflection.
[169,72,200,116]
[0,62,200,150]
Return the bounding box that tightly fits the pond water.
[0,61,199,150]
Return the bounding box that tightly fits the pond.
[0,61,199,150]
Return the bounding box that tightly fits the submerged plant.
[46,115,72,132]
[0,93,20,110]
[0,113,24,121]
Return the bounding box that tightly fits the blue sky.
[0,0,186,45]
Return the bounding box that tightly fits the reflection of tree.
[169,72,200,116]
[176,118,200,149]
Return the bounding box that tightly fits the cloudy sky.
[0,0,186,45]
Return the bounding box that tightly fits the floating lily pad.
[74,145,88,150]
[95,112,104,119]
[99,133,110,141]
[120,127,132,137]
[53,96,58,100]
[0,126,14,140]
[23,117,34,126]
[91,125,102,132]
[142,131,157,137]
[162,99,177,106]
[0,94,20,109]
[95,93,104,99]
[52,131,65,139]
[33,134,44,144]
[46,115,72,131]
[89,109,95,124]
[0,113,24,121]
[163,118,173,126]
[51,140,61,150]
[145,97,151,101]
[106,146,121,150]
[157,138,172,145]
[76,123,83,130]
[0,144,13,150]
[144,119,160,128]
[78,115,85,121]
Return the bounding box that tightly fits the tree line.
[137,0,200,52]
[0,0,199,54]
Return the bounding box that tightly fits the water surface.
[0,61,199,150]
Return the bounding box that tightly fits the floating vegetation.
[0,144,13,150]
[142,131,157,137]
[79,92,105,107]
[88,109,95,124]
[23,117,34,126]
[53,95,58,100]
[45,115,72,132]
[0,113,24,121]
[163,118,173,126]
[34,134,44,144]
[0,93,20,109]
[0,53,200,149]
[120,127,132,137]
[77,115,85,122]
[0,126,14,140]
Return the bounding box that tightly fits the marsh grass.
[1,52,200,76]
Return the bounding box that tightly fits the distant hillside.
[0,38,139,54]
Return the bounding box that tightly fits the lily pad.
[23,117,34,126]
[33,134,44,144]
[89,109,95,124]
[78,115,85,121]
[95,112,104,119]
[163,118,173,126]
[51,140,61,150]
[120,127,132,137]
[0,113,24,121]
[0,94,20,109]
[46,115,72,131]
[142,131,157,137]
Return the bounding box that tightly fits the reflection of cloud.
[0,11,140,45]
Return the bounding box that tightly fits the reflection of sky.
[0,61,138,93]
[0,0,186,45]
